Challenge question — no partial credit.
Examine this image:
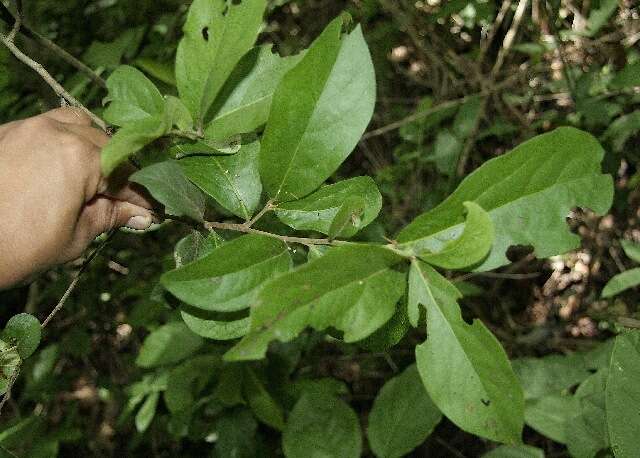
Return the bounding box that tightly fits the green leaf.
[101,115,171,176]
[602,111,640,153]
[135,322,204,368]
[453,95,483,138]
[162,234,291,312]
[179,140,262,220]
[482,445,544,458]
[397,128,613,271]
[429,129,463,176]
[134,58,176,86]
[328,196,366,240]
[103,65,165,126]
[275,177,382,235]
[621,239,640,264]
[566,370,609,458]
[358,302,409,352]
[243,367,285,430]
[283,391,362,458]
[610,61,640,90]
[176,0,267,125]
[524,395,574,444]
[411,260,524,443]
[164,355,219,413]
[260,19,376,202]
[602,268,640,298]
[174,231,221,268]
[215,408,258,458]
[225,244,405,361]
[180,311,250,340]
[407,258,461,327]
[606,331,640,458]
[0,340,20,395]
[584,0,618,36]
[368,365,442,458]
[130,160,206,222]
[511,353,591,400]
[164,95,193,131]
[204,45,303,140]
[419,201,493,270]
[4,313,41,359]
[135,392,159,433]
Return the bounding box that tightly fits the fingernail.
[126,215,152,230]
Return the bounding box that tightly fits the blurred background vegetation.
[0,0,639,456]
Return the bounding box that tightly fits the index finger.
[41,106,92,126]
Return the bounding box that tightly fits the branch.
[0,3,106,89]
[244,200,274,227]
[0,32,107,131]
[205,221,343,247]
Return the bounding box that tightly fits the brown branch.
[0,32,107,131]
[245,200,274,227]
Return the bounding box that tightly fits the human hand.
[0,107,156,289]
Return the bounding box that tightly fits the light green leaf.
[482,445,544,458]
[180,311,250,340]
[101,115,171,176]
[602,268,640,298]
[283,391,362,458]
[243,367,285,430]
[566,370,609,458]
[412,260,524,443]
[275,177,382,235]
[135,322,204,368]
[130,160,206,222]
[524,395,574,444]
[0,340,20,395]
[162,234,291,312]
[260,19,376,202]
[164,95,193,131]
[164,355,219,413]
[135,392,159,433]
[419,201,493,270]
[176,0,267,125]
[134,57,176,86]
[103,65,165,126]
[83,27,145,69]
[610,61,640,90]
[205,45,303,140]
[407,258,461,327]
[328,196,366,240]
[511,353,591,400]
[225,244,405,361]
[621,239,640,264]
[606,331,640,458]
[397,127,613,271]
[179,140,262,220]
[4,313,41,359]
[368,365,442,458]
[429,129,463,176]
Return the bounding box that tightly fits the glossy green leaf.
[4,313,41,359]
[225,245,405,361]
[130,160,206,222]
[179,140,262,220]
[368,365,442,458]
[621,239,640,264]
[602,268,640,298]
[164,355,219,413]
[482,445,544,458]
[135,392,159,433]
[180,311,250,340]
[524,395,573,444]
[512,353,591,400]
[260,19,376,202]
[243,367,285,430]
[411,260,524,443]
[419,201,493,270]
[606,331,640,458]
[397,128,613,271]
[162,234,291,312]
[135,322,204,368]
[283,391,362,458]
[566,370,609,458]
[205,45,303,140]
[275,177,382,235]
[328,196,366,239]
[176,0,267,125]
[103,65,165,126]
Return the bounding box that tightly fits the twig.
[168,129,203,141]
[491,0,529,78]
[0,3,106,89]
[5,0,21,43]
[0,32,107,131]
[245,200,274,227]
[205,221,341,247]
[41,230,116,328]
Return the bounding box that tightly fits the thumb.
[82,197,154,238]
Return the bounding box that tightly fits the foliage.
[0,0,639,456]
